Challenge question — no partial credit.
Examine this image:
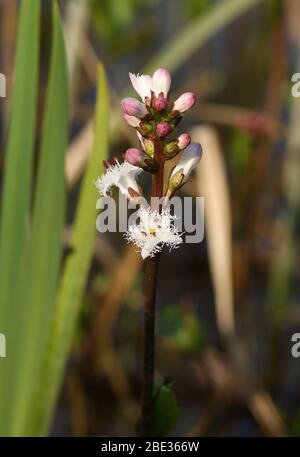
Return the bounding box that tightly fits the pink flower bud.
[125,147,157,173]
[156,121,171,138]
[177,133,191,150]
[152,68,171,97]
[124,148,144,166]
[173,92,196,113]
[123,114,140,128]
[152,93,168,112]
[121,97,148,118]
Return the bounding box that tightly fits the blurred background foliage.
[0,0,300,437]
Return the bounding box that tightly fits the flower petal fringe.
[124,206,183,259]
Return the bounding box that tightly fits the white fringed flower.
[125,206,183,259]
[95,160,142,200]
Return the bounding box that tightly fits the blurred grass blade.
[266,0,300,326]
[31,63,109,435]
[0,0,40,434]
[64,0,91,99]
[143,0,266,73]
[8,1,69,435]
[267,66,300,324]
[193,126,235,340]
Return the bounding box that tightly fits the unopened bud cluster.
[121,68,201,198]
[122,69,196,150]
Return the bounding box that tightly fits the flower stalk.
[141,137,164,435]
[142,255,158,435]
[95,67,202,436]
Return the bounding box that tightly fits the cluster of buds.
[96,68,203,258]
[121,69,196,144]
[121,68,201,197]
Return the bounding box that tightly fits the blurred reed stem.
[267,0,300,325]
[194,126,287,436]
[64,0,91,109]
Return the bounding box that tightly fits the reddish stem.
[152,138,165,200]
[141,137,164,435]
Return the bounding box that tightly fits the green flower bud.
[166,169,184,199]
[164,140,179,159]
[138,121,153,136]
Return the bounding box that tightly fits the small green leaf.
[149,379,180,436]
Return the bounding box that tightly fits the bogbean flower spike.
[96,68,202,259]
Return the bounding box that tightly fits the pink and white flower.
[166,143,202,198]
[129,68,171,102]
[152,68,171,98]
[171,143,202,180]
[125,206,182,259]
[121,97,148,118]
[177,133,191,150]
[124,148,150,167]
[124,148,144,166]
[123,114,140,128]
[173,92,196,113]
[129,73,153,101]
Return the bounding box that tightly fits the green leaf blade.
[144,0,266,73]
[6,1,69,435]
[30,62,109,435]
[0,0,40,434]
